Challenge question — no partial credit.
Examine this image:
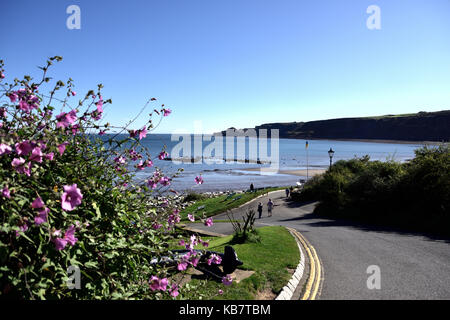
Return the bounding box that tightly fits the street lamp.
[328,148,335,169]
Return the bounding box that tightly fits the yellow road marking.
[289,228,323,300]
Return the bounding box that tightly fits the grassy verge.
[181,187,284,221]
[181,226,300,300]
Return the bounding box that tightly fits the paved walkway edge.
[232,190,284,211]
[275,227,306,300]
[179,225,227,237]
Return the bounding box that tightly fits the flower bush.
[0,57,223,299]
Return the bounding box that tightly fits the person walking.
[267,199,274,217]
[285,188,290,198]
[250,183,254,192]
[257,202,263,219]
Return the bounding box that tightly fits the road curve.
[187,190,450,299]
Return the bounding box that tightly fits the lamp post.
[328,148,335,170]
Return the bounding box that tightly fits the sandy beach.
[239,167,327,177]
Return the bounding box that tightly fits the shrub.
[295,146,450,234]
[183,192,207,203]
[227,209,260,244]
[0,57,216,299]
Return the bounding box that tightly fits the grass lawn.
[181,226,300,300]
[180,187,284,221]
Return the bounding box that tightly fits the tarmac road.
[187,190,450,299]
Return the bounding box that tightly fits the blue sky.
[1,0,449,133]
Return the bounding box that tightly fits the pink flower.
[152,222,162,230]
[149,276,169,291]
[99,130,106,135]
[57,142,69,156]
[52,237,68,251]
[8,93,18,103]
[0,143,12,155]
[200,239,209,248]
[31,197,44,209]
[96,99,103,113]
[34,207,49,225]
[16,221,29,237]
[128,149,139,160]
[158,151,168,160]
[61,184,83,211]
[0,73,4,79]
[168,213,180,226]
[178,239,186,246]
[13,160,31,176]
[51,225,78,250]
[29,147,43,163]
[207,254,222,265]
[71,124,80,135]
[222,275,233,286]
[187,214,195,222]
[190,234,198,246]
[67,110,77,123]
[71,91,76,96]
[11,157,24,167]
[44,152,54,161]
[17,88,27,96]
[218,289,223,295]
[56,110,77,128]
[2,186,10,199]
[147,180,157,189]
[114,156,126,164]
[169,284,179,297]
[64,225,78,246]
[129,130,137,138]
[92,110,102,121]
[163,108,172,117]
[18,100,32,113]
[149,276,160,291]
[191,257,199,267]
[205,217,213,227]
[158,278,168,291]
[195,176,204,185]
[28,95,39,108]
[52,229,62,237]
[159,176,171,186]
[139,127,147,140]
[15,140,33,156]
[37,141,47,150]
[136,161,145,170]
[177,261,188,271]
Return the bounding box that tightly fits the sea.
[108,134,427,193]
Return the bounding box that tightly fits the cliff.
[220,110,450,142]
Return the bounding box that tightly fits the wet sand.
[239,167,326,177]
